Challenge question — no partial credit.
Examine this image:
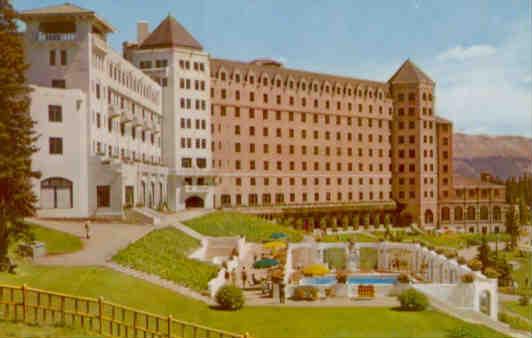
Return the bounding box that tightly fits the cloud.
[431,20,531,136]
[436,44,497,62]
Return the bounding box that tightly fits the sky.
[14,0,532,136]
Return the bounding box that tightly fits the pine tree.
[476,236,491,271]
[505,205,519,250]
[519,198,529,225]
[0,0,39,269]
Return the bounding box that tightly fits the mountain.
[453,133,532,180]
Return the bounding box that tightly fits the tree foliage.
[0,0,39,268]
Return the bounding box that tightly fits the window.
[51,79,66,89]
[48,105,62,122]
[60,50,67,65]
[49,50,56,66]
[49,137,63,154]
[97,185,111,207]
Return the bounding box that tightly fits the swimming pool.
[300,275,397,285]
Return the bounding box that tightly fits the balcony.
[184,185,213,194]
[108,104,121,118]
[120,109,133,123]
[36,32,76,42]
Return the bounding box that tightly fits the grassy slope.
[0,320,94,338]
[112,227,218,291]
[502,302,532,319]
[0,264,506,338]
[29,223,83,255]
[184,211,303,242]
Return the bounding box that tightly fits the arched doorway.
[40,177,73,209]
[185,196,204,208]
[479,290,491,316]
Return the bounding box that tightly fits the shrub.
[215,285,244,310]
[397,273,410,284]
[302,264,329,276]
[435,248,444,255]
[461,273,475,283]
[443,249,457,259]
[456,256,466,265]
[397,289,428,311]
[336,270,348,284]
[293,285,319,301]
[518,294,530,306]
[483,267,499,279]
[467,259,482,271]
[446,326,482,338]
[230,248,239,257]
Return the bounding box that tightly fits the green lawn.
[0,264,507,338]
[0,319,95,337]
[29,223,83,255]
[112,227,218,292]
[184,211,303,242]
[502,301,532,319]
[322,232,378,243]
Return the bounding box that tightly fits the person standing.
[84,221,91,239]
[241,266,248,288]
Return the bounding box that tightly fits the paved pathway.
[30,218,153,266]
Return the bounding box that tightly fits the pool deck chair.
[356,285,375,299]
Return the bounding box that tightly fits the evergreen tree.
[505,205,519,250]
[0,0,39,269]
[519,198,529,225]
[476,236,491,271]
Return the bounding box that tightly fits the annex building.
[20,3,507,232]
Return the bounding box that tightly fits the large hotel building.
[20,3,507,232]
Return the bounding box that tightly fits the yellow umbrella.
[263,241,287,250]
[303,264,330,276]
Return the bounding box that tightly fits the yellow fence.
[0,284,247,338]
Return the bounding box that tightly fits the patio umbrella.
[263,241,287,250]
[253,258,279,269]
[303,264,329,276]
[270,232,288,240]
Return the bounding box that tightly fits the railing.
[36,32,76,41]
[0,284,247,338]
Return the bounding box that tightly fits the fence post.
[98,297,104,335]
[21,284,27,322]
[167,315,172,338]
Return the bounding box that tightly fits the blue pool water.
[301,275,397,285]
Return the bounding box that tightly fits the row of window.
[105,87,161,124]
[179,78,206,91]
[94,113,160,146]
[214,69,388,100]
[181,157,207,169]
[231,176,391,187]
[218,190,391,206]
[48,49,67,66]
[180,137,207,149]
[180,118,207,130]
[227,160,389,172]
[100,55,160,103]
[397,107,433,117]
[213,89,391,114]
[94,141,161,164]
[224,126,389,143]
[179,60,206,72]
[441,206,502,221]
[179,98,207,111]
[215,106,392,127]
[139,59,168,69]
[231,143,389,158]
[396,92,433,102]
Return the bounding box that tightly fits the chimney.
[137,21,149,44]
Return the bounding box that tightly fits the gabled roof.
[20,3,115,33]
[139,15,202,50]
[20,3,91,15]
[388,59,434,85]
